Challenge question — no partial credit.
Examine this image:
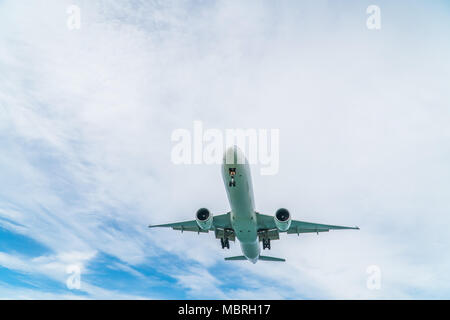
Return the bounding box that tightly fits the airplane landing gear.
[262,238,271,250]
[228,168,236,187]
[220,238,230,249]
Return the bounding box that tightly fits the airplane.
[149,146,359,263]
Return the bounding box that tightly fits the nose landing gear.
[262,238,271,250]
[220,238,230,249]
[228,168,236,187]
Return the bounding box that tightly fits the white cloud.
[0,0,449,299]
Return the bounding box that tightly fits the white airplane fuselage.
[221,146,260,263]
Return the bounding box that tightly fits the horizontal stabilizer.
[259,255,285,262]
[224,256,247,261]
[224,255,286,262]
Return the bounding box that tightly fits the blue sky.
[0,0,450,299]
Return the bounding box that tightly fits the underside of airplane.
[149,146,359,263]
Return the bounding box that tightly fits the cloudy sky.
[0,0,449,299]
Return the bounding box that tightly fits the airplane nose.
[225,145,235,156]
[223,146,236,165]
[223,145,244,165]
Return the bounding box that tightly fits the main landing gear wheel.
[262,238,271,250]
[220,238,230,249]
[228,179,236,187]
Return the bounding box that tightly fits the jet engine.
[196,208,213,230]
[274,208,291,231]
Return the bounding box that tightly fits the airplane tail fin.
[224,255,286,262]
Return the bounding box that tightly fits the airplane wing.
[256,213,359,236]
[148,213,234,238]
[286,220,359,234]
[148,219,207,233]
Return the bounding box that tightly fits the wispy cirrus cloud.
[0,0,449,299]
